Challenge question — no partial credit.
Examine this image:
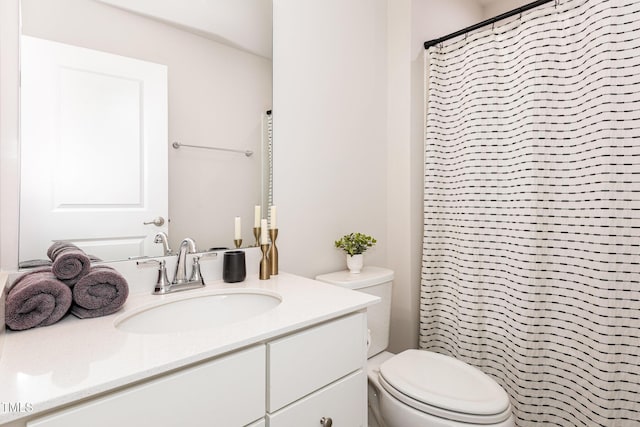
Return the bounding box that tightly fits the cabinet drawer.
[267,313,366,412]
[27,345,266,427]
[267,370,366,427]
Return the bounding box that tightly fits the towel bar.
[172,141,253,157]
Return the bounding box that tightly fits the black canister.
[223,250,246,283]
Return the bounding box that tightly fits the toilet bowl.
[367,351,515,427]
[316,267,515,427]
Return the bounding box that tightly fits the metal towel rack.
[172,141,253,157]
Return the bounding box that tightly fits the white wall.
[385,0,484,352]
[0,0,20,357]
[272,0,484,352]
[412,0,484,60]
[272,0,388,278]
[20,0,272,256]
[386,0,415,353]
[482,0,533,20]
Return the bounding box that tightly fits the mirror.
[18,0,273,265]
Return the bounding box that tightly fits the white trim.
[0,0,20,272]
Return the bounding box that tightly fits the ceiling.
[95,0,514,61]
[97,0,273,59]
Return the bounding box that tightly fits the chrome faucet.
[154,232,173,256]
[137,237,218,295]
[173,238,197,284]
[137,259,172,294]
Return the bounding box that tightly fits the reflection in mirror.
[261,110,274,216]
[20,35,170,263]
[18,0,272,266]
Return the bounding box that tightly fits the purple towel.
[5,268,72,331]
[47,242,91,286]
[71,266,129,319]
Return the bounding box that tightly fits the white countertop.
[0,272,379,424]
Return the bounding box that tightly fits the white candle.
[234,216,241,240]
[254,205,261,228]
[270,206,277,229]
[261,219,269,244]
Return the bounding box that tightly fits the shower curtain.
[420,0,640,425]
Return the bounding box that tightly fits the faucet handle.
[189,256,204,285]
[200,252,218,260]
[137,259,171,294]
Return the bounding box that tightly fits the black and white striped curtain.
[420,0,640,425]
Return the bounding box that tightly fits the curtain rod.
[423,0,554,49]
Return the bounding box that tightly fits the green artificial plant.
[334,232,377,257]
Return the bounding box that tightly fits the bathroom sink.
[115,291,281,334]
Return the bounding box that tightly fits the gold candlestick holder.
[260,244,271,280]
[253,227,261,247]
[234,239,242,249]
[268,228,278,275]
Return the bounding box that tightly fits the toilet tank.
[316,266,393,358]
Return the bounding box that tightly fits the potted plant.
[334,232,376,274]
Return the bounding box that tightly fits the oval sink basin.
[115,291,281,334]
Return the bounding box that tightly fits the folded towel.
[70,266,129,319]
[47,242,91,286]
[5,268,72,331]
[18,259,53,269]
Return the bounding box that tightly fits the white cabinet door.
[19,35,168,261]
[267,313,367,412]
[27,345,265,427]
[267,370,366,427]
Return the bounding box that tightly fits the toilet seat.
[378,350,512,425]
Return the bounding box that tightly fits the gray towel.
[70,266,129,319]
[47,241,91,286]
[18,259,53,269]
[5,268,72,330]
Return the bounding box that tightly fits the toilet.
[316,267,516,427]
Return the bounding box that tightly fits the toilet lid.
[379,350,511,419]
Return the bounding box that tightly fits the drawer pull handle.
[320,417,333,427]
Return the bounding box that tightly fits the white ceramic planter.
[346,254,364,274]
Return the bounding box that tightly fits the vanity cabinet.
[267,370,366,427]
[10,313,367,427]
[26,345,266,427]
[267,313,367,426]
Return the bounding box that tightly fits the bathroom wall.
[386,0,416,354]
[19,0,272,255]
[272,0,389,276]
[386,0,484,352]
[482,0,533,19]
[0,0,19,273]
[0,0,20,356]
[273,0,484,353]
